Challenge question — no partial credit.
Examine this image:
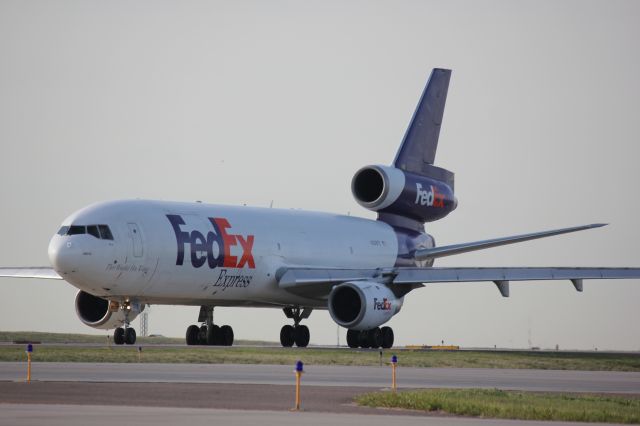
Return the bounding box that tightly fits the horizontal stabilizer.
[414,224,606,261]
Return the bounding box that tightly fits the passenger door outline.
[127,223,143,258]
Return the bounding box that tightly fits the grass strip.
[356,389,640,423]
[0,344,639,371]
[0,331,267,346]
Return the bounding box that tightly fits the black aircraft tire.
[206,325,217,345]
[381,326,394,349]
[346,329,360,348]
[220,325,234,346]
[114,327,125,345]
[186,325,199,345]
[358,331,371,349]
[369,327,383,349]
[124,328,136,345]
[280,325,295,347]
[199,325,208,345]
[294,325,310,348]
[210,324,221,345]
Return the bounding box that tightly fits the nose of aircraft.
[48,235,80,273]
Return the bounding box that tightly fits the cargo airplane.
[2,69,639,348]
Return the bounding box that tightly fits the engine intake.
[75,291,142,330]
[352,164,456,223]
[328,281,402,330]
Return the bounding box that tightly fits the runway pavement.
[1,362,639,393]
[0,404,623,426]
[1,362,639,425]
[0,382,383,414]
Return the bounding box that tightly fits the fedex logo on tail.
[415,183,445,208]
[167,214,255,269]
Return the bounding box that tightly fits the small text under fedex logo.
[167,214,255,270]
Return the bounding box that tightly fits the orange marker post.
[293,360,304,411]
[391,354,398,392]
[26,344,33,383]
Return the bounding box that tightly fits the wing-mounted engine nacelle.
[351,164,457,223]
[328,281,403,330]
[75,290,143,330]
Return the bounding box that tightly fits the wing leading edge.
[0,267,62,280]
[414,223,606,261]
[278,266,640,299]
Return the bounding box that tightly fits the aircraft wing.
[277,266,640,298]
[0,267,62,280]
[414,223,606,261]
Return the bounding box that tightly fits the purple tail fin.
[394,68,451,174]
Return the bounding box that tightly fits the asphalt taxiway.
[1,362,639,393]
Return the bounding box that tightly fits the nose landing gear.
[112,301,138,345]
[280,307,312,347]
[113,326,136,345]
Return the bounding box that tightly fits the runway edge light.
[292,360,304,411]
[391,354,398,392]
[26,344,33,383]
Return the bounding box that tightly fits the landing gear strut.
[280,307,312,348]
[185,306,234,346]
[347,326,394,349]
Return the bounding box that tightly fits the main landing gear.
[346,326,394,349]
[280,307,312,348]
[185,306,234,346]
[113,326,137,345]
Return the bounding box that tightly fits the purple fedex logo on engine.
[374,297,392,311]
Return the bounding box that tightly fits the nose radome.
[48,236,79,273]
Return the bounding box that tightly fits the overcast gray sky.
[1,0,639,349]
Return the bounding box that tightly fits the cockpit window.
[67,225,86,235]
[98,225,114,240]
[58,224,114,240]
[87,225,100,239]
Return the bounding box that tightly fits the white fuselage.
[48,200,399,309]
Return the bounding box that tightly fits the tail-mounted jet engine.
[328,281,403,331]
[75,290,143,330]
[351,164,457,223]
